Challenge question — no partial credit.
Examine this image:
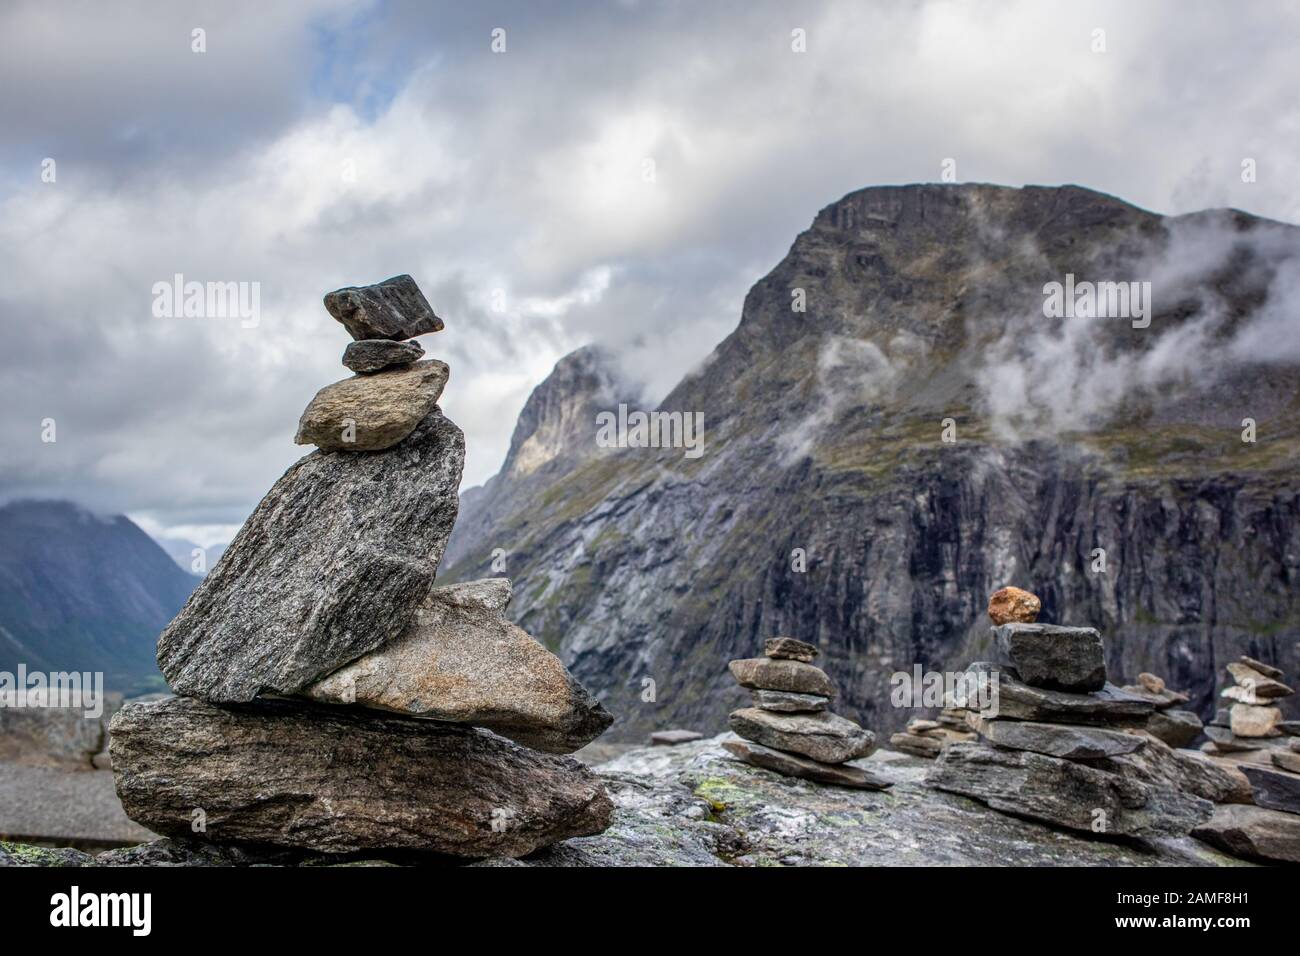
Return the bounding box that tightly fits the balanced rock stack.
[927,587,1217,839]
[1193,656,1300,863]
[889,709,976,759]
[110,275,614,860]
[722,638,891,790]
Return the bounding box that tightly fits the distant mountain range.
[442,183,1300,741]
[0,500,199,694]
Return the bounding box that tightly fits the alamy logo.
[151,273,261,328]
[0,665,104,719]
[595,404,704,459]
[890,665,1000,718]
[50,886,151,936]
[1042,273,1151,329]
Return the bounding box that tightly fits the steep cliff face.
[444,184,1300,740]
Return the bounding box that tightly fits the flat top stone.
[295,359,449,452]
[324,274,444,341]
[764,637,818,661]
[158,407,464,703]
[969,715,1147,760]
[967,663,1155,724]
[992,623,1106,692]
[728,658,836,697]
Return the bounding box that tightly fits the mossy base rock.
[342,338,424,374]
[1193,804,1300,864]
[927,742,1214,839]
[728,658,836,697]
[728,707,874,763]
[1241,765,1300,814]
[992,623,1105,692]
[157,408,464,703]
[295,360,449,452]
[976,664,1156,725]
[303,578,612,754]
[968,715,1145,760]
[110,697,612,859]
[324,273,444,341]
[722,739,891,790]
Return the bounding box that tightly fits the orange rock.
[987,586,1041,625]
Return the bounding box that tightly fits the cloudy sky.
[1,0,1297,546]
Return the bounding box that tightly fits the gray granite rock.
[972,664,1155,724]
[324,274,443,341]
[1203,725,1261,751]
[728,658,835,697]
[722,739,892,790]
[110,696,612,859]
[969,715,1145,759]
[1096,732,1253,805]
[1193,804,1300,864]
[1144,709,1203,748]
[750,689,828,713]
[302,578,612,754]
[342,338,424,374]
[764,637,818,662]
[890,732,943,757]
[157,407,463,703]
[728,707,874,763]
[993,623,1105,692]
[1241,765,1300,815]
[927,741,1214,839]
[295,359,449,452]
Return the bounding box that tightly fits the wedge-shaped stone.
[764,637,818,662]
[303,578,612,754]
[1225,662,1294,700]
[926,742,1213,839]
[295,360,449,452]
[1192,804,1300,864]
[728,707,873,764]
[728,658,835,697]
[1241,765,1300,815]
[969,715,1145,760]
[110,697,612,859]
[969,663,1155,724]
[992,623,1105,692]
[324,274,444,341]
[158,408,463,703]
[723,739,891,790]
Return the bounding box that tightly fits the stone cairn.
[721,637,891,790]
[1193,656,1300,863]
[110,275,615,860]
[926,586,1223,841]
[889,709,976,758]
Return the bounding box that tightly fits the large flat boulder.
[324,274,444,341]
[926,741,1214,839]
[968,715,1145,760]
[992,623,1105,692]
[728,707,874,763]
[295,360,449,452]
[110,697,612,859]
[728,658,836,697]
[303,578,612,754]
[972,663,1155,724]
[157,408,464,703]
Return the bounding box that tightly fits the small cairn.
[889,709,977,759]
[722,637,891,790]
[1192,656,1300,863]
[926,587,1217,840]
[110,275,615,860]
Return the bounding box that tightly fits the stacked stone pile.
[1193,655,1300,863]
[927,587,1224,840]
[889,709,976,758]
[722,637,891,790]
[110,275,614,860]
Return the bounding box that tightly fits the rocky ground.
[1,734,1249,867]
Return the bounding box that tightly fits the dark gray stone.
[1193,804,1300,864]
[993,623,1105,691]
[1203,725,1260,751]
[1241,765,1300,815]
[1096,732,1253,804]
[970,716,1145,759]
[722,739,891,790]
[751,689,828,713]
[728,707,874,763]
[764,637,818,662]
[649,729,704,746]
[927,741,1214,839]
[324,274,443,341]
[1145,709,1203,748]
[342,338,425,374]
[110,697,613,859]
[972,664,1155,724]
[157,407,464,703]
